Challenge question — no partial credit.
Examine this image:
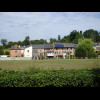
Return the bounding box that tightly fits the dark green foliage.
[0,68,100,87]
[0,46,4,55]
[30,39,47,44]
[69,30,83,43]
[1,39,7,47]
[83,29,99,42]
[75,39,96,58]
[23,36,30,45]
[49,38,57,44]
[4,51,10,55]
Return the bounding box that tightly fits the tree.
[60,35,70,43]
[49,38,56,44]
[83,29,99,42]
[1,39,7,47]
[75,39,95,58]
[58,35,61,42]
[8,41,14,48]
[23,36,30,45]
[40,39,47,44]
[0,46,4,55]
[73,33,83,44]
[69,30,82,43]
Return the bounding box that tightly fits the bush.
[0,68,100,87]
[4,51,10,55]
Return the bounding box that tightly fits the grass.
[0,59,100,71]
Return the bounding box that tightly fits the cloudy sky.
[0,12,100,43]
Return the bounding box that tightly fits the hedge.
[0,68,100,87]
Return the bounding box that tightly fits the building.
[10,45,24,57]
[10,42,100,59]
[53,43,77,58]
[93,42,100,52]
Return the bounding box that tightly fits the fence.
[0,57,32,60]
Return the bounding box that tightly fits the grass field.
[0,59,100,71]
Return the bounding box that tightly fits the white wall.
[47,53,54,56]
[0,57,32,60]
[24,46,32,57]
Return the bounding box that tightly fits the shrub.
[0,68,100,87]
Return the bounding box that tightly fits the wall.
[24,46,32,57]
[10,49,22,57]
[0,57,32,60]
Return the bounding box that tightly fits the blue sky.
[0,12,100,44]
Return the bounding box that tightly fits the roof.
[44,45,53,49]
[54,43,77,48]
[32,44,44,49]
[54,43,64,48]
[64,43,77,48]
[10,45,25,50]
[32,44,53,49]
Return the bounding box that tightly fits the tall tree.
[8,41,14,48]
[58,35,61,42]
[75,39,96,58]
[69,30,83,43]
[1,39,7,47]
[83,29,99,42]
[23,36,30,45]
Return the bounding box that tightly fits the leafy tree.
[8,41,14,48]
[69,30,82,43]
[50,38,56,44]
[40,39,47,44]
[75,39,95,58]
[23,36,30,45]
[1,39,7,47]
[83,29,99,42]
[17,41,23,45]
[75,45,86,58]
[60,35,70,43]
[73,33,83,44]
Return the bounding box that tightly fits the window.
[27,50,29,53]
[15,51,17,54]
[40,50,42,52]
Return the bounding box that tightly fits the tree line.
[1,29,100,48]
[0,29,100,56]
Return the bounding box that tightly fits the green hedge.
[0,68,100,87]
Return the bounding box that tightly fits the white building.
[24,46,32,57]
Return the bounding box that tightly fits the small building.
[10,45,24,57]
[24,45,32,57]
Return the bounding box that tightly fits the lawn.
[0,59,100,71]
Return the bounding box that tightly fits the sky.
[0,12,100,44]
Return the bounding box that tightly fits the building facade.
[10,42,100,58]
[10,45,24,57]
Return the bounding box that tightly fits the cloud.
[0,12,100,44]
